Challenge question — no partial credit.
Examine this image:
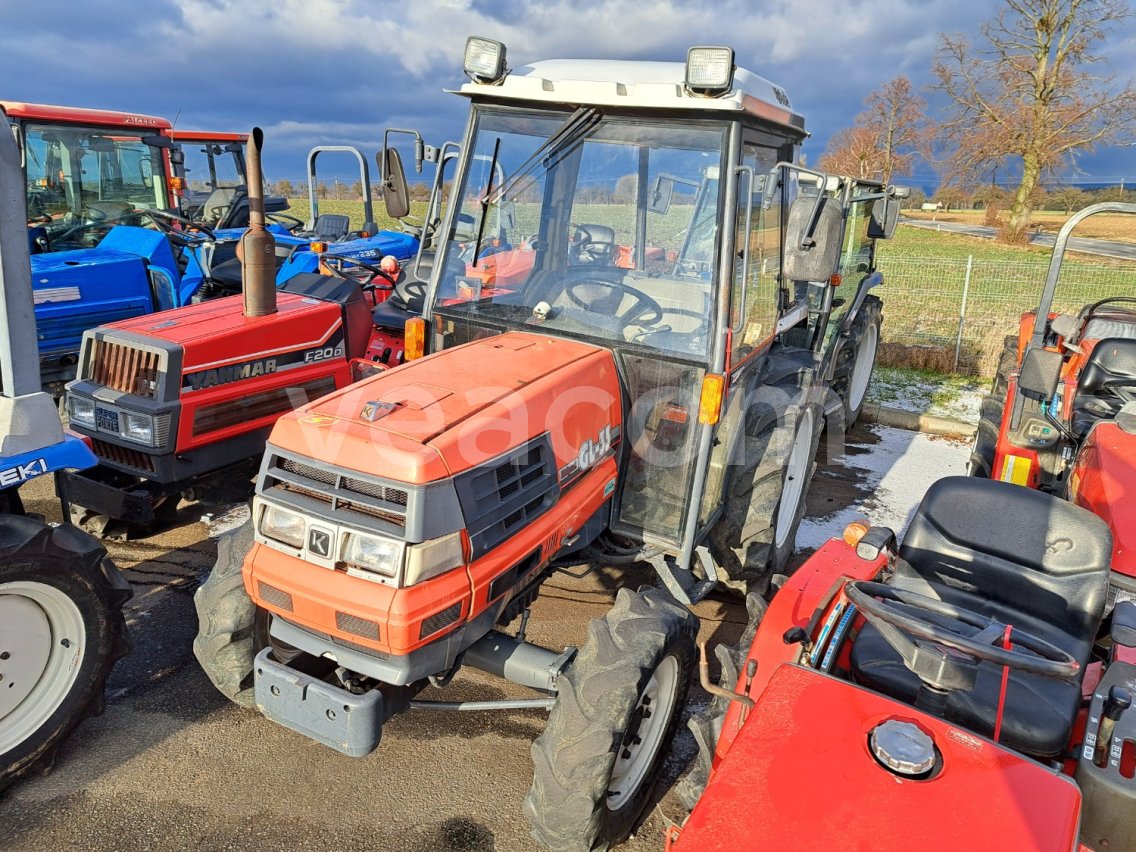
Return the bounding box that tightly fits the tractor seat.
[849,477,1111,758]
[371,277,427,330]
[312,214,351,242]
[1072,338,1136,437]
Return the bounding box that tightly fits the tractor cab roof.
[0,100,171,131]
[456,59,806,134]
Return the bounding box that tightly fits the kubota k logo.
[308,528,332,558]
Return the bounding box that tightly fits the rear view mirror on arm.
[381,147,411,220]
[782,195,843,282]
[1017,347,1063,400]
[868,196,902,239]
[647,175,674,214]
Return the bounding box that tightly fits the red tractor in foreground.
[670,475,1136,852]
[969,202,1136,610]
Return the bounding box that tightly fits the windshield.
[23,122,167,248]
[177,139,248,224]
[431,107,727,362]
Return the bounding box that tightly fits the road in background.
[902,217,1136,261]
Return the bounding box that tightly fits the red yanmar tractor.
[55,130,445,538]
[191,37,905,851]
[969,202,1136,610]
[670,475,1136,852]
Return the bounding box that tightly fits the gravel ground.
[1,422,967,851]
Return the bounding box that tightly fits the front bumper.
[253,648,385,757]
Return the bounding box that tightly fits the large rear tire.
[708,356,823,594]
[676,591,766,809]
[192,520,258,707]
[0,517,131,791]
[969,333,1017,478]
[832,295,882,428]
[525,588,697,852]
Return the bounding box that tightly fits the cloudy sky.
[2,0,1133,190]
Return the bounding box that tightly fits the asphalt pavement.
[901,217,1136,262]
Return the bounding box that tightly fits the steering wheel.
[565,276,663,326]
[570,224,616,264]
[322,254,396,292]
[141,208,217,245]
[845,580,1079,682]
[267,212,305,233]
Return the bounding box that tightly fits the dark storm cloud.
[1,0,1132,185]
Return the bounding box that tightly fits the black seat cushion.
[850,477,1111,758]
[371,296,416,330]
[312,214,350,241]
[1072,338,1136,437]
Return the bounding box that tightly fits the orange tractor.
[193,38,906,850]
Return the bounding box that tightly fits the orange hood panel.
[270,331,623,483]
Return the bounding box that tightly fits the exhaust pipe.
[239,127,276,317]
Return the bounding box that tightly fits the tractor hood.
[270,331,623,484]
[1070,421,1136,578]
[672,665,1082,852]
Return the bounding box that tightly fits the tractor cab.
[2,101,174,254]
[410,40,906,596]
[168,130,290,231]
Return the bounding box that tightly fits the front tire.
[525,588,697,852]
[0,517,131,791]
[193,520,258,707]
[832,295,882,428]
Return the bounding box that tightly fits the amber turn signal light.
[404,317,427,361]
[698,373,726,425]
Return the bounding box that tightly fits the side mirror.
[381,147,410,219]
[867,197,901,239]
[499,200,516,232]
[1018,347,1063,399]
[647,175,674,215]
[782,196,843,282]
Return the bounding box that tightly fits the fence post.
[953,255,973,371]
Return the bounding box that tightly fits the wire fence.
[876,254,1136,376]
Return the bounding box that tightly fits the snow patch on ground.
[867,367,988,425]
[201,503,250,537]
[797,425,971,551]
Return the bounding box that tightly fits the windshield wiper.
[485,107,602,207]
[471,136,501,269]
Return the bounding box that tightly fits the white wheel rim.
[607,653,680,811]
[848,323,879,413]
[0,581,86,754]
[774,408,815,549]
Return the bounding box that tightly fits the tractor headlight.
[343,532,403,580]
[122,412,154,445]
[685,46,735,95]
[68,396,95,427]
[464,36,507,84]
[404,532,465,586]
[259,502,306,550]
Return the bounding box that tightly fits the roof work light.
[685,46,736,96]
[464,37,508,84]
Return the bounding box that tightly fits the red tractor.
[670,475,1136,852]
[56,131,442,538]
[190,37,905,852]
[969,202,1136,610]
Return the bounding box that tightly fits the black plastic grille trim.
[264,454,409,529]
[453,435,560,559]
[335,611,381,641]
[258,581,294,612]
[420,602,462,639]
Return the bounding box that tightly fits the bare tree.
[933,0,1136,242]
[820,76,926,184]
[1051,186,1090,212]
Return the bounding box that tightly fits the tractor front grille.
[453,435,559,558]
[90,438,156,474]
[420,602,462,639]
[263,453,409,530]
[258,581,294,613]
[335,611,381,641]
[90,339,161,398]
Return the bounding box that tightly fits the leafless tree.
[820,76,926,184]
[932,0,1136,242]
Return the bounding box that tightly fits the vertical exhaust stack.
[239,127,276,317]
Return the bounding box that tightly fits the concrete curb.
[859,402,977,439]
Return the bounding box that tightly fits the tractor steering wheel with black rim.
[845,580,1080,689]
[565,276,663,327]
[141,208,217,246]
[322,254,397,293]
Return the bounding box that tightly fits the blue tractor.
[0,109,131,791]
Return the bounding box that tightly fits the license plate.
[96,407,119,432]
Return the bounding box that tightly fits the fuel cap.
[870,720,936,776]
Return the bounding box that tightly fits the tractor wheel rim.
[607,653,680,812]
[775,408,815,549]
[0,582,85,754]
[848,323,879,413]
